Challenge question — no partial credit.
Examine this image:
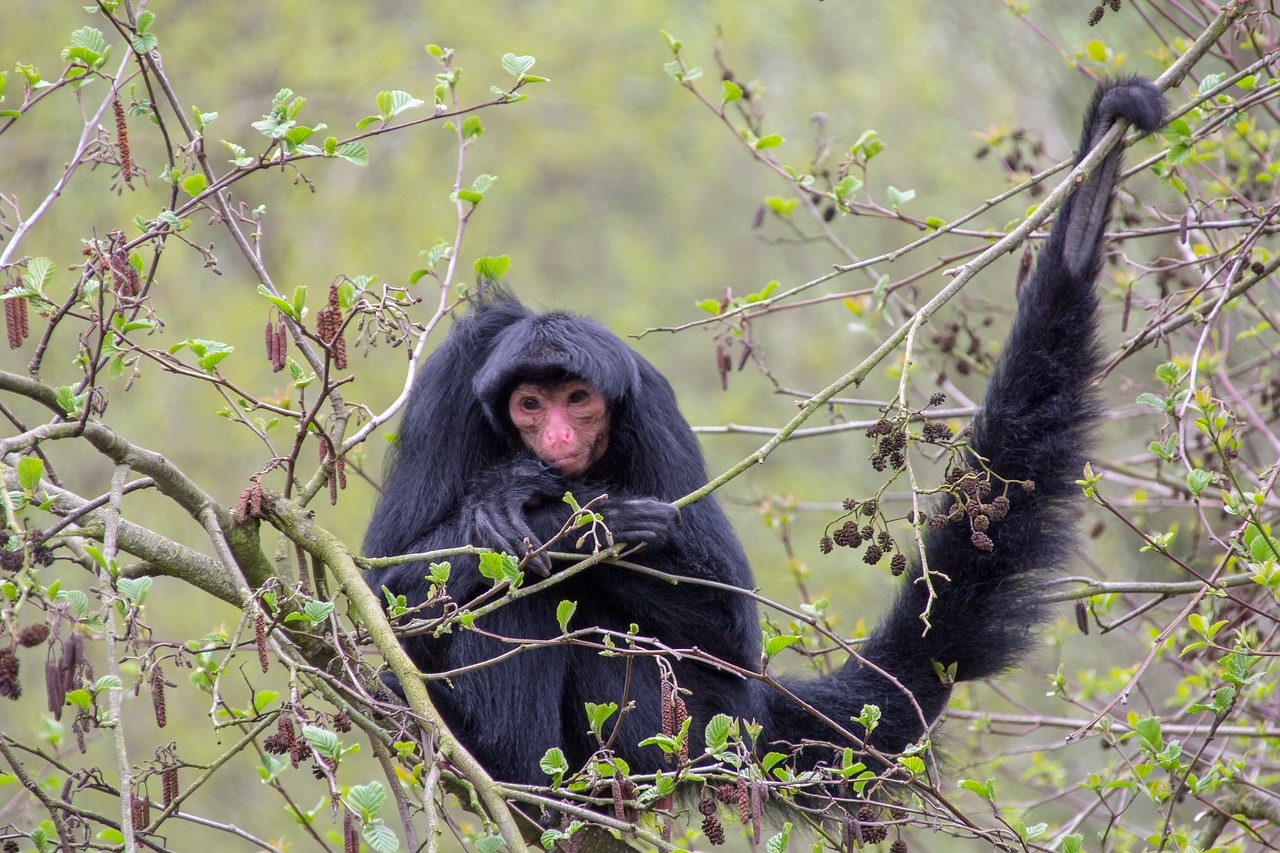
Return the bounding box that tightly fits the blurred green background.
[0,1,1168,848]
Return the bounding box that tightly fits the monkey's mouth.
[549,453,589,475]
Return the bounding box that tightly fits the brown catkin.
[612,776,626,822]
[750,780,764,844]
[660,678,675,737]
[161,767,179,807]
[890,839,908,853]
[675,695,689,764]
[841,817,856,851]
[5,283,29,349]
[289,736,307,768]
[332,711,352,733]
[697,796,716,817]
[151,665,167,728]
[17,624,50,647]
[255,612,270,673]
[131,793,149,832]
[0,648,20,700]
[274,321,288,372]
[113,98,132,182]
[701,815,726,846]
[333,331,347,370]
[45,658,66,718]
[344,807,359,853]
[857,806,887,844]
[890,553,907,576]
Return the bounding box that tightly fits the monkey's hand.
[464,461,567,579]
[592,497,681,551]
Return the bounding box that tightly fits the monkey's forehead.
[469,312,642,425]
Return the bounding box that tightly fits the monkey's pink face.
[507,379,610,477]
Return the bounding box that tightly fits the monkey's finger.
[471,510,528,561]
[523,549,552,578]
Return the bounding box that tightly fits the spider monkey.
[363,78,1165,784]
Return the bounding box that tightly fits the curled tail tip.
[1094,76,1167,135]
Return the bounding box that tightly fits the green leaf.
[347,782,387,820]
[763,196,797,217]
[1162,118,1193,145]
[754,133,783,150]
[659,30,682,53]
[131,32,158,53]
[376,89,424,120]
[302,724,341,758]
[764,634,799,658]
[57,589,90,613]
[362,822,399,853]
[704,714,733,753]
[334,142,369,166]
[168,338,234,374]
[473,255,511,279]
[16,457,44,494]
[65,689,92,709]
[722,80,742,103]
[181,174,207,197]
[1155,362,1182,386]
[475,836,503,853]
[303,600,335,623]
[556,600,576,632]
[897,755,926,775]
[95,674,123,692]
[501,53,536,77]
[136,10,156,32]
[64,27,107,67]
[461,115,483,141]
[834,175,863,200]
[54,386,79,416]
[257,286,297,320]
[958,778,993,801]
[478,552,521,584]
[886,186,915,209]
[117,576,152,605]
[23,257,54,293]
[539,747,568,787]
[1186,468,1214,496]
[1135,392,1169,411]
[584,702,617,735]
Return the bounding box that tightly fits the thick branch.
[263,490,530,853]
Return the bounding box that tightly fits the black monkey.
[364,79,1165,785]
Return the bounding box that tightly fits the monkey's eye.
[519,397,541,412]
[567,389,591,405]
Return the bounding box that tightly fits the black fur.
[364,79,1165,783]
